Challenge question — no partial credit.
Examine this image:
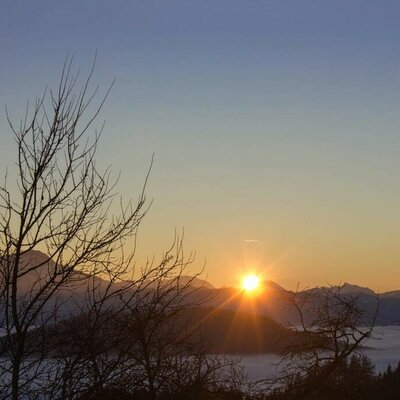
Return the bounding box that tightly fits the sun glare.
[242,275,260,292]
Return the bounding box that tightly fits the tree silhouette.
[0,57,158,399]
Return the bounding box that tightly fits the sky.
[1,1,400,291]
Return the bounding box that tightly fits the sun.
[242,275,260,292]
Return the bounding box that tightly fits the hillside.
[183,307,292,353]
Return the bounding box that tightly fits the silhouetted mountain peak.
[20,250,52,265]
[306,282,376,297]
[340,283,375,296]
[264,280,287,293]
[176,275,215,289]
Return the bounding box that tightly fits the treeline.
[263,356,400,400]
[68,355,400,400]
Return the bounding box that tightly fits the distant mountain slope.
[306,283,375,296]
[12,250,215,293]
[205,281,398,326]
[204,280,298,324]
[143,275,215,290]
[184,307,292,353]
[19,305,293,355]
[5,250,90,295]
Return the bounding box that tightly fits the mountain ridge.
[14,250,398,297]
[6,250,400,326]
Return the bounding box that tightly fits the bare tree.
[0,59,242,400]
[0,57,151,399]
[34,234,240,400]
[70,234,240,400]
[261,285,378,400]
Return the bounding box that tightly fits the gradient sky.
[1,1,400,291]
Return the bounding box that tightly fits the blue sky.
[1,1,400,290]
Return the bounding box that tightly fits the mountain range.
[3,250,400,356]
[204,280,400,326]
[6,250,400,326]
